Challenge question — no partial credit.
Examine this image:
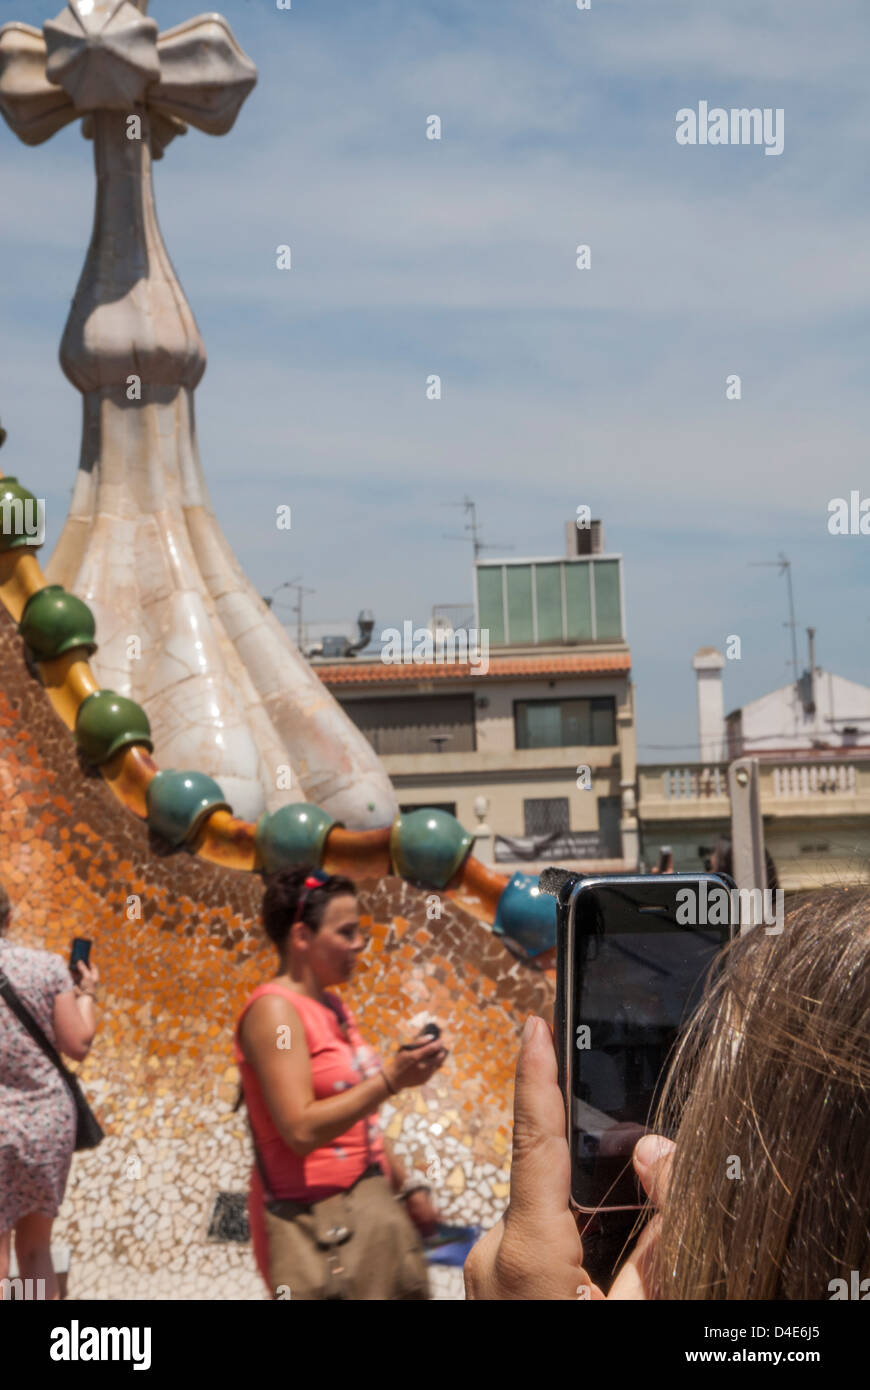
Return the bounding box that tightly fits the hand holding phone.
[554,873,734,1213]
[69,936,92,983]
[463,1015,675,1301]
[74,960,99,993]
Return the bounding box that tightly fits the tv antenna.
[749,552,800,684]
[264,576,316,647]
[442,496,513,562]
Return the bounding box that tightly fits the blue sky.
[1,0,868,757]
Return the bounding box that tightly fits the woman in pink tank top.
[235,867,449,1299]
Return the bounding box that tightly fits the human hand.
[404,1188,440,1237]
[75,961,99,995]
[464,1015,604,1300]
[463,1014,674,1300]
[606,1133,674,1300]
[385,1035,448,1092]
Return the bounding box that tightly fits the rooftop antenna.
[263,576,316,647]
[441,496,513,561]
[749,552,800,685]
[744,550,800,739]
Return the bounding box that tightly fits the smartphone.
[398,1022,441,1051]
[69,936,92,980]
[554,873,735,1214]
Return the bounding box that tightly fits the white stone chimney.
[692,647,726,762]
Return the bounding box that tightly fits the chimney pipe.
[692,647,726,762]
[806,627,816,715]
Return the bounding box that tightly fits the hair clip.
[295,871,328,923]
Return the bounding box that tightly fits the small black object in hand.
[398,1022,441,1050]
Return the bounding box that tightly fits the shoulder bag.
[0,967,104,1151]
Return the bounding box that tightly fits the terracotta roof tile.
[314,652,631,685]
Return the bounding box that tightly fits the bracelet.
[380,1068,396,1096]
[75,987,97,999]
[397,1179,431,1201]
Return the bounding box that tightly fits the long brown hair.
[646,888,870,1299]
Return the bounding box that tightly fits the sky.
[1,0,868,758]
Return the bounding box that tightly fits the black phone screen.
[568,877,732,1210]
[69,938,92,972]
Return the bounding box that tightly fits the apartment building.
[311,522,639,875]
[638,643,870,888]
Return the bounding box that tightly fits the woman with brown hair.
[466,887,870,1299]
[0,881,99,1299]
[235,866,449,1300]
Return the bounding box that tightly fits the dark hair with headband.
[261,866,357,951]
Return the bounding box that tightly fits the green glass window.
[516,701,562,748]
[506,565,533,643]
[593,560,621,639]
[515,697,616,749]
[477,566,505,645]
[477,557,622,646]
[535,564,563,642]
[564,563,594,641]
[560,699,592,744]
[590,697,616,744]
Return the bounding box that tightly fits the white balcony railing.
[646,759,864,806]
[662,767,727,800]
[772,764,856,798]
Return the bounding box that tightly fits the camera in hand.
[398,1022,441,1051]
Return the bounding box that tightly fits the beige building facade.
[637,647,870,889]
[313,530,640,876]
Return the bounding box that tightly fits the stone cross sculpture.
[0,1,396,827]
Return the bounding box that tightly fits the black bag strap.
[323,994,376,1171]
[0,966,79,1104]
[235,1085,275,1202]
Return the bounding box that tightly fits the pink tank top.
[233,983,389,1202]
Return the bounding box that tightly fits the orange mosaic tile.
[0,599,554,1295]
